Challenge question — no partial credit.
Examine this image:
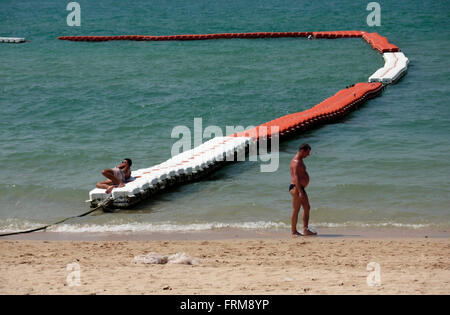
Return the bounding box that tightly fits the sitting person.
[96,158,137,194]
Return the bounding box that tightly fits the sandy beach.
[1,228,449,295]
[2,0,450,300]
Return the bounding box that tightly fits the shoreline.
[2,226,449,241]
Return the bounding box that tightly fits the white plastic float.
[369,52,409,84]
[89,136,253,208]
[0,37,26,43]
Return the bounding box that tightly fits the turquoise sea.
[1,0,449,233]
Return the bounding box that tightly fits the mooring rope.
[0,197,113,237]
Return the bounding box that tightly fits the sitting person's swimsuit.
[112,167,125,183]
[111,168,136,187]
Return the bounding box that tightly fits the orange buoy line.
[58,32,313,42]
[312,30,364,38]
[58,30,369,42]
[58,30,400,53]
[230,82,383,140]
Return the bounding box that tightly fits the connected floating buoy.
[0,37,26,43]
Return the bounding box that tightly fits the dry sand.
[0,230,449,295]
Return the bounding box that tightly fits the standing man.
[289,144,317,236]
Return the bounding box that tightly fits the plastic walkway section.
[369,52,409,84]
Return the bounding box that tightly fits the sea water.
[0,0,449,233]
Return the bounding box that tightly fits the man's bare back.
[289,144,317,237]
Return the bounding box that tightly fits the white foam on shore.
[0,219,436,234]
[0,218,46,233]
[48,221,290,233]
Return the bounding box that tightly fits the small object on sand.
[134,252,199,265]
